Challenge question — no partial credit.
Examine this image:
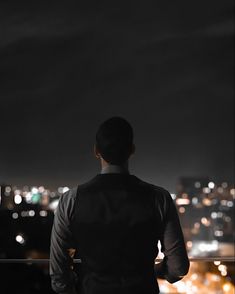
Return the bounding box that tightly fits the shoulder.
[60,175,97,201]
[56,187,77,220]
[136,178,174,216]
[136,177,172,201]
[136,179,175,222]
[60,187,77,203]
[59,176,98,206]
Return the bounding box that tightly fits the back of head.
[95,117,134,165]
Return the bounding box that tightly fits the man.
[50,117,189,294]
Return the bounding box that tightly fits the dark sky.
[0,2,234,192]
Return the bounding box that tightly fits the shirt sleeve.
[154,189,190,283]
[49,188,78,294]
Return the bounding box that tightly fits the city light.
[170,193,176,199]
[58,187,63,194]
[39,210,47,217]
[12,212,19,219]
[14,189,21,195]
[201,217,211,227]
[49,199,59,211]
[230,188,235,196]
[187,241,193,249]
[223,283,233,292]
[192,197,198,205]
[194,222,200,229]
[202,198,212,206]
[218,264,227,272]
[227,201,233,207]
[203,187,210,194]
[194,181,201,188]
[50,192,56,198]
[197,241,219,253]
[214,230,223,237]
[218,264,228,277]
[225,216,231,222]
[21,211,27,217]
[208,182,215,189]
[217,212,223,218]
[176,198,190,205]
[222,182,228,188]
[63,187,70,193]
[179,207,185,213]
[15,234,25,245]
[14,194,22,204]
[25,192,32,203]
[31,187,39,194]
[28,210,35,217]
[217,187,223,193]
[5,186,11,193]
[1,179,234,293]
[220,200,233,207]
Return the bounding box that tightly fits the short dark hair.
[95,117,134,164]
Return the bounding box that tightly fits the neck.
[101,158,129,169]
[100,159,129,175]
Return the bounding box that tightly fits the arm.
[154,190,190,283]
[49,189,78,294]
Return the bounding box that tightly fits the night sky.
[0,2,234,192]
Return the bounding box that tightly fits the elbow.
[166,274,184,284]
[50,271,78,293]
[166,271,188,284]
[178,257,190,277]
[166,258,190,284]
[50,275,69,294]
[51,279,64,294]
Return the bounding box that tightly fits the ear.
[94,143,101,159]
[130,143,135,156]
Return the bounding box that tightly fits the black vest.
[71,173,163,294]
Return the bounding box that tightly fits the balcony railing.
[1,257,234,294]
[0,257,234,263]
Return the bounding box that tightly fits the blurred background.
[0,1,234,293]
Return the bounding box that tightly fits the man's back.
[50,172,189,294]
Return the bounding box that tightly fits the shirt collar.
[100,164,129,174]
